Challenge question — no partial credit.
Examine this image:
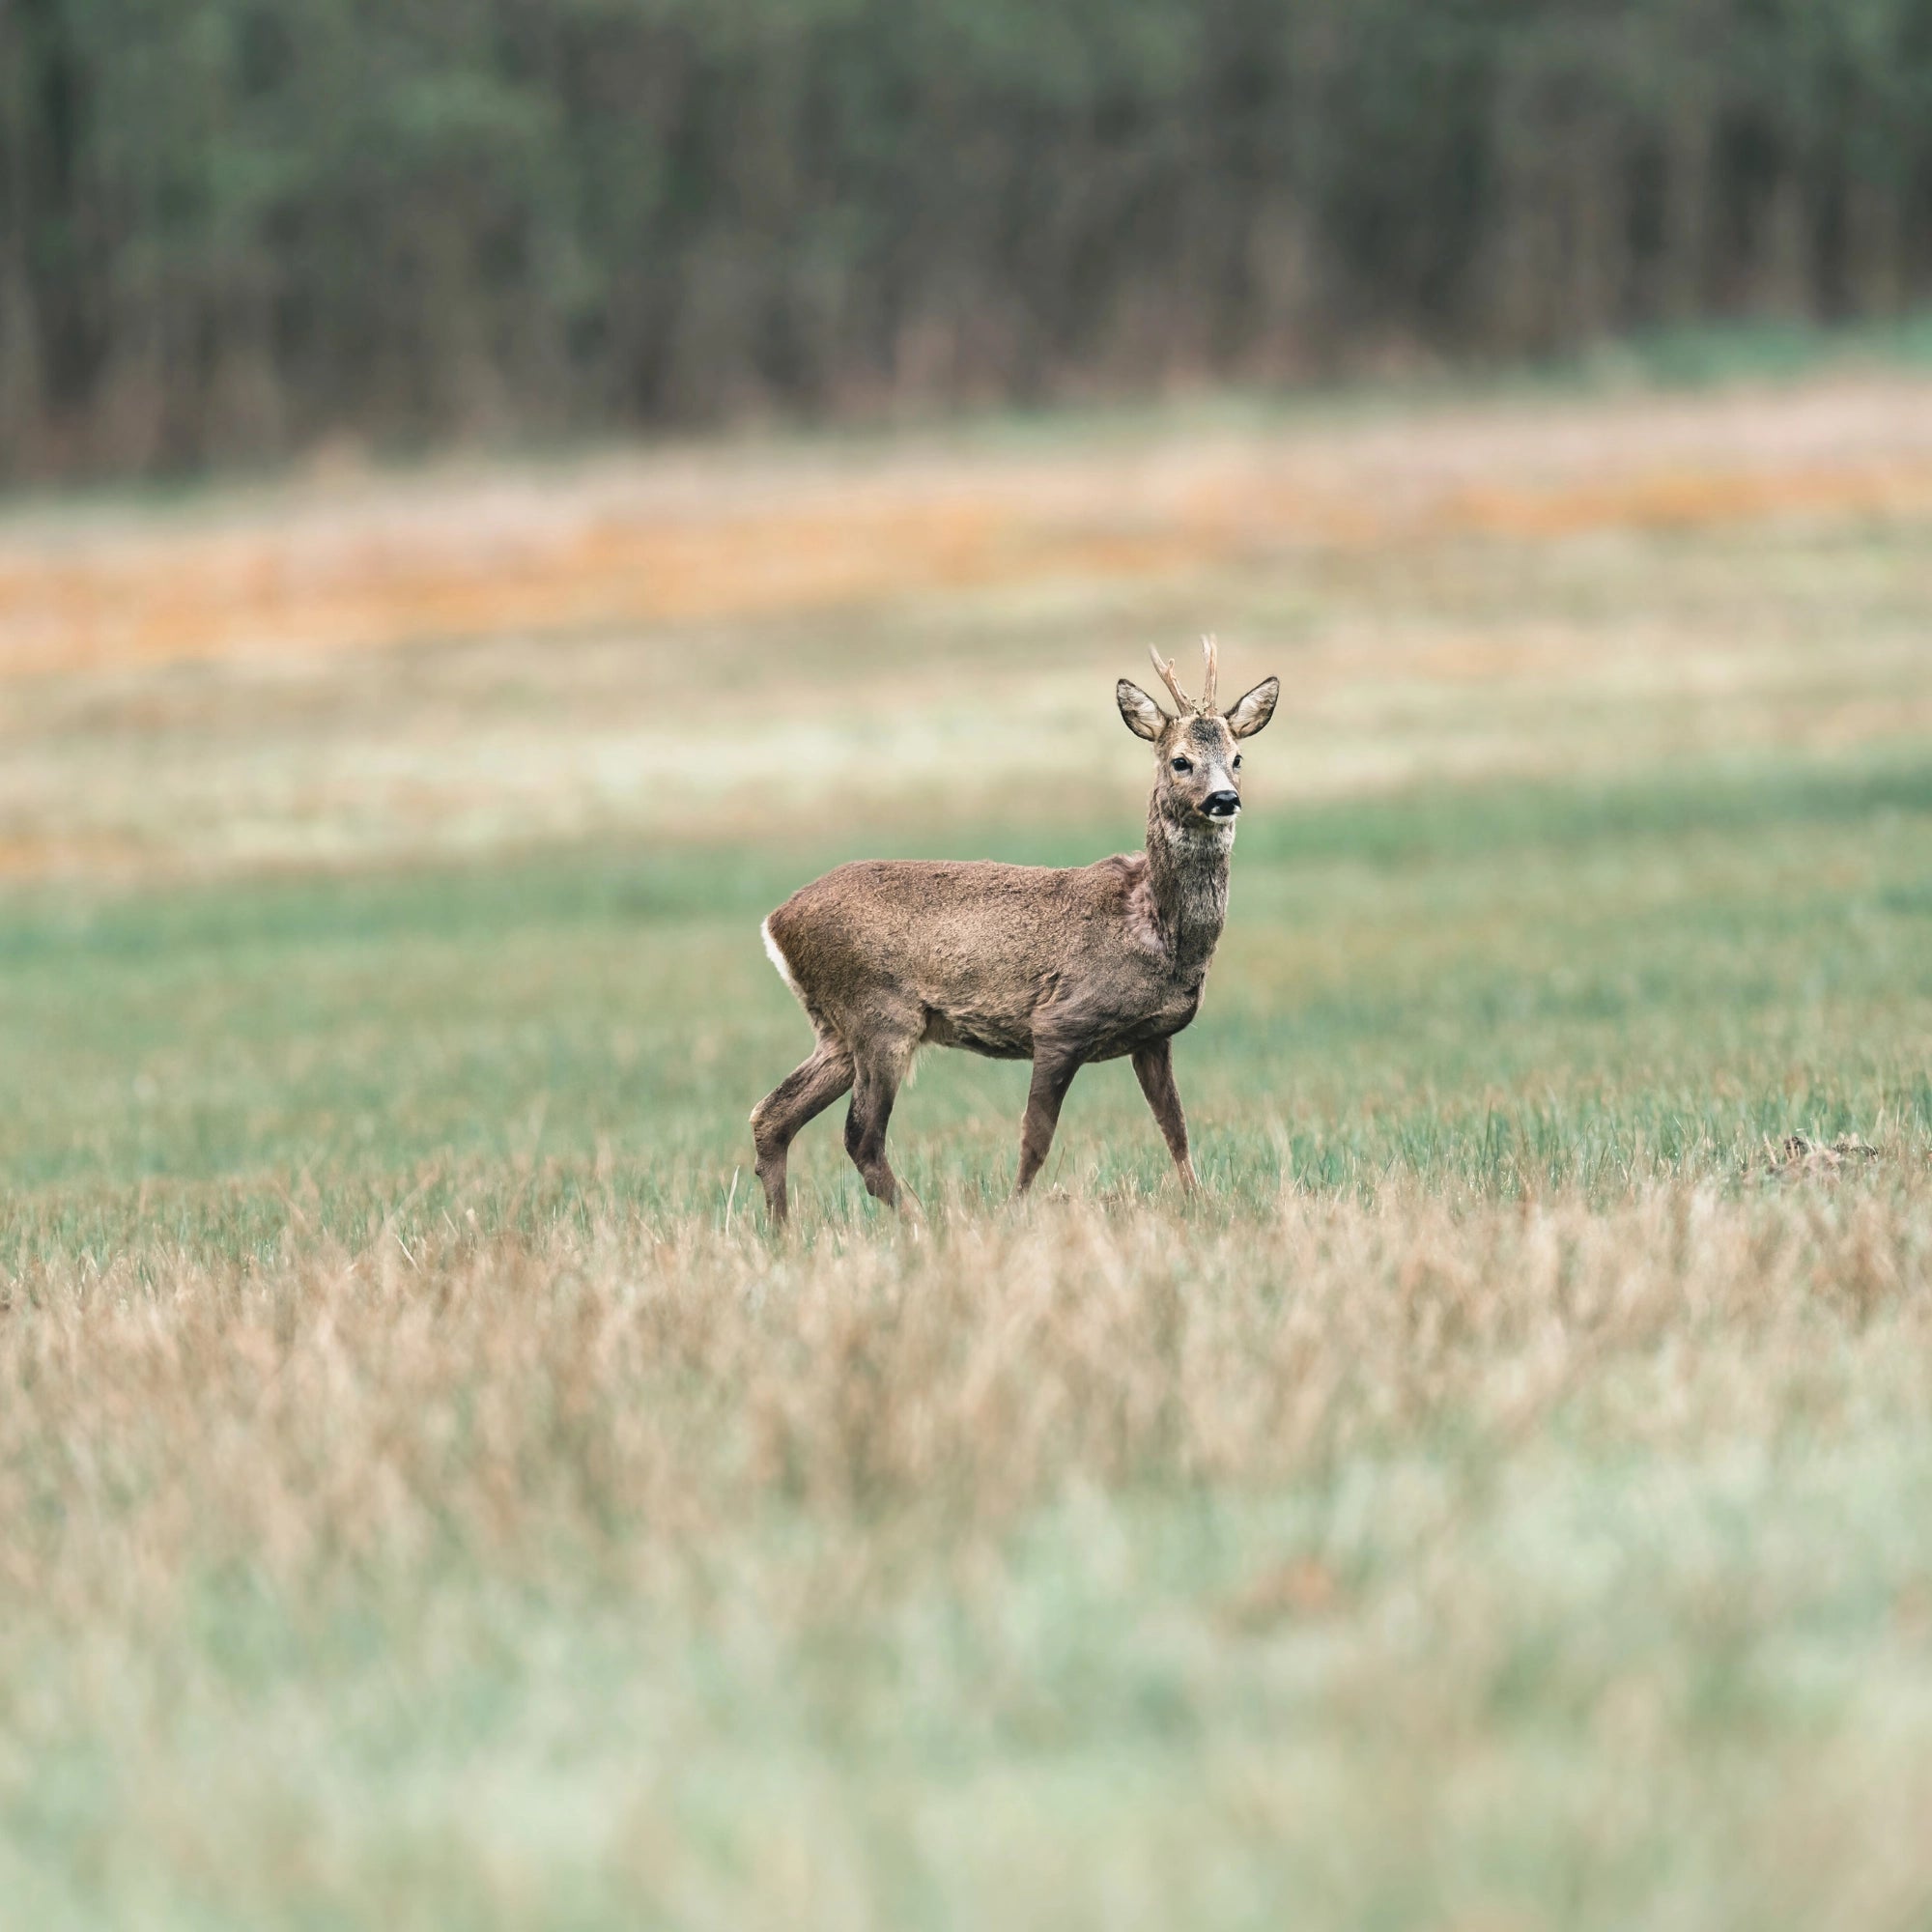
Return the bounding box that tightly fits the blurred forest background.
[6,0,1932,482]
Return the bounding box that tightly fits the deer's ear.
[1224,676,1280,739]
[1117,679,1167,741]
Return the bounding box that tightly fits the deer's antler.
[1148,644,1192,714]
[1199,634,1218,713]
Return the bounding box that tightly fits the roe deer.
[751,637,1278,1224]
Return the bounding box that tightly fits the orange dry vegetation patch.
[1445,461,1932,539]
[4,377,1931,680]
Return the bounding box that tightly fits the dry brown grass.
[10,1181,1926,1592]
[5,1179,1931,1926]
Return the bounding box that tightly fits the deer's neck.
[1145,793,1233,976]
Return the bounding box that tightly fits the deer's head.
[1117,637,1279,828]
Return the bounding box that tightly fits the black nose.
[1204,789,1240,817]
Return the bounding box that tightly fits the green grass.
[6,747,1928,1261]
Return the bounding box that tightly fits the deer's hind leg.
[752,1037,855,1226]
[843,1032,921,1214]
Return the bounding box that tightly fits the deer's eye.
[1170,757,1193,775]
[1232,754,1242,771]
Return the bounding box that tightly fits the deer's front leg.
[1015,1045,1085,1195]
[1131,1039,1198,1191]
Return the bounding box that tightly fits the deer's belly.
[920,978,1201,1063]
[920,1009,1035,1060]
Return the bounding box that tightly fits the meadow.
[3,370,1931,1928]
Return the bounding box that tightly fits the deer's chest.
[1080,970,1205,1061]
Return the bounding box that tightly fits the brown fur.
[752,643,1279,1223]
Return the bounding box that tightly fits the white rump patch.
[761,917,803,998]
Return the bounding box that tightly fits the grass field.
[4,371,1932,1928]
